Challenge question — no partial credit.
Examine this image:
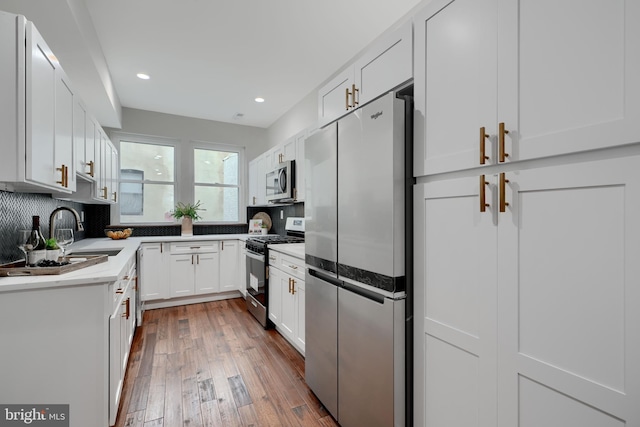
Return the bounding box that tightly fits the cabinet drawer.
[268,250,280,266]
[170,241,219,253]
[279,254,305,281]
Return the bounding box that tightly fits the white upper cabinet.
[0,13,76,193]
[318,20,413,128]
[54,68,75,192]
[248,154,267,206]
[414,0,640,176]
[353,21,413,108]
[318,67,355,128]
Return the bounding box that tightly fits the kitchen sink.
[67,249,123,257]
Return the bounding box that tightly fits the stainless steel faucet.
[49,207,85,239]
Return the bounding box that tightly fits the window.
[119,141,176,223]
[194,148,240,222]
[114,133,245,224]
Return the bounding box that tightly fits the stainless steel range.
[245,217,304,327]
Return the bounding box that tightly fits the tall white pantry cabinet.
[412,0,640,426]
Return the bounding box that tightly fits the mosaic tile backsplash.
[0,190,302,263]
[0,191,87,263]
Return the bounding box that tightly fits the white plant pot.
[181,217,193,236]
[45,249,61,261]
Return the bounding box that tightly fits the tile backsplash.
[0,191,87,263]
[247,202,304,236]
[0,190,301,263]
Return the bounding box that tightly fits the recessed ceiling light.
[137,73,150,80]
[255,97,265,103]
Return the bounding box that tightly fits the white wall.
[112,107,269,161]
[266,90,318,149]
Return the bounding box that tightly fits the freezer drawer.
[305,268,339,420]
[338,283,405,427]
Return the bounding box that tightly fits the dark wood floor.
[115,298,338,427]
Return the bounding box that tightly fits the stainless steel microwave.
[266,160,296,202]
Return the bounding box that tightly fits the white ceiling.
[81,0,424,128]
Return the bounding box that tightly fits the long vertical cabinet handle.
[345,87,352,110]
[499,173,510,212]
[291,279,296,295]
[499,122,510,162]
[288,277,292,294]
[480,175,490,212]
[352,84,359,107]
[480,127,490,164]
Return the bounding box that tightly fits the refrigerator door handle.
[308,268,341,287]
[341,281,385,304]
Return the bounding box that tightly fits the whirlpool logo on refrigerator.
[370,111,384,120]
[1,405,68,426]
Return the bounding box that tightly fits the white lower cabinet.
[219,240,239,292]
[415,154,640,427]
[169,242,220,297]
[268,248,305,354]
[109,261,136,425]
[139,243,168,300]
[140,240,244,308]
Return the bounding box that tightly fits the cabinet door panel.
[499,0,640,161]
[280,276,296,340]
[140,244,166,300]
[415,177,498,427]
[355,21,412,107]
[318,67,354,127]
[195,253,219,295]
[497,156,640,426]
[26,23,56,187]
[55,73,74,191]
[268,267,284,324]
[414,0,498,176]
[219,241,238,292]
[170,254,195,297]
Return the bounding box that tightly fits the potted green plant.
[45,238,61,261]
[172,200,204,236]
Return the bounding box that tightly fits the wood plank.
[116,298,339,427]
[228,374,252,407]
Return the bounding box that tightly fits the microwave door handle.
[279,168,287,192]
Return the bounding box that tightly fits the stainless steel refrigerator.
[305,91,411,427]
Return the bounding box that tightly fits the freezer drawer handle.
[308,268,341,287]
[341,281,385,304]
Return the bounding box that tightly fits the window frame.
[110,132,246,225]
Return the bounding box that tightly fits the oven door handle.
[246,251,265,262]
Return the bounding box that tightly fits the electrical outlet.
[57,211,62,220]
[280,210,284,219]
[80,211,85,222]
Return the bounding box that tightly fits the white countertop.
[0,234,252,293]
[268,242,305,260]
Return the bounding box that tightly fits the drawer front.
[280,254,305,281]
[268,250,280,267]
[170,241,219,253]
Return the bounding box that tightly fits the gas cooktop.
[247,235,304,244]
